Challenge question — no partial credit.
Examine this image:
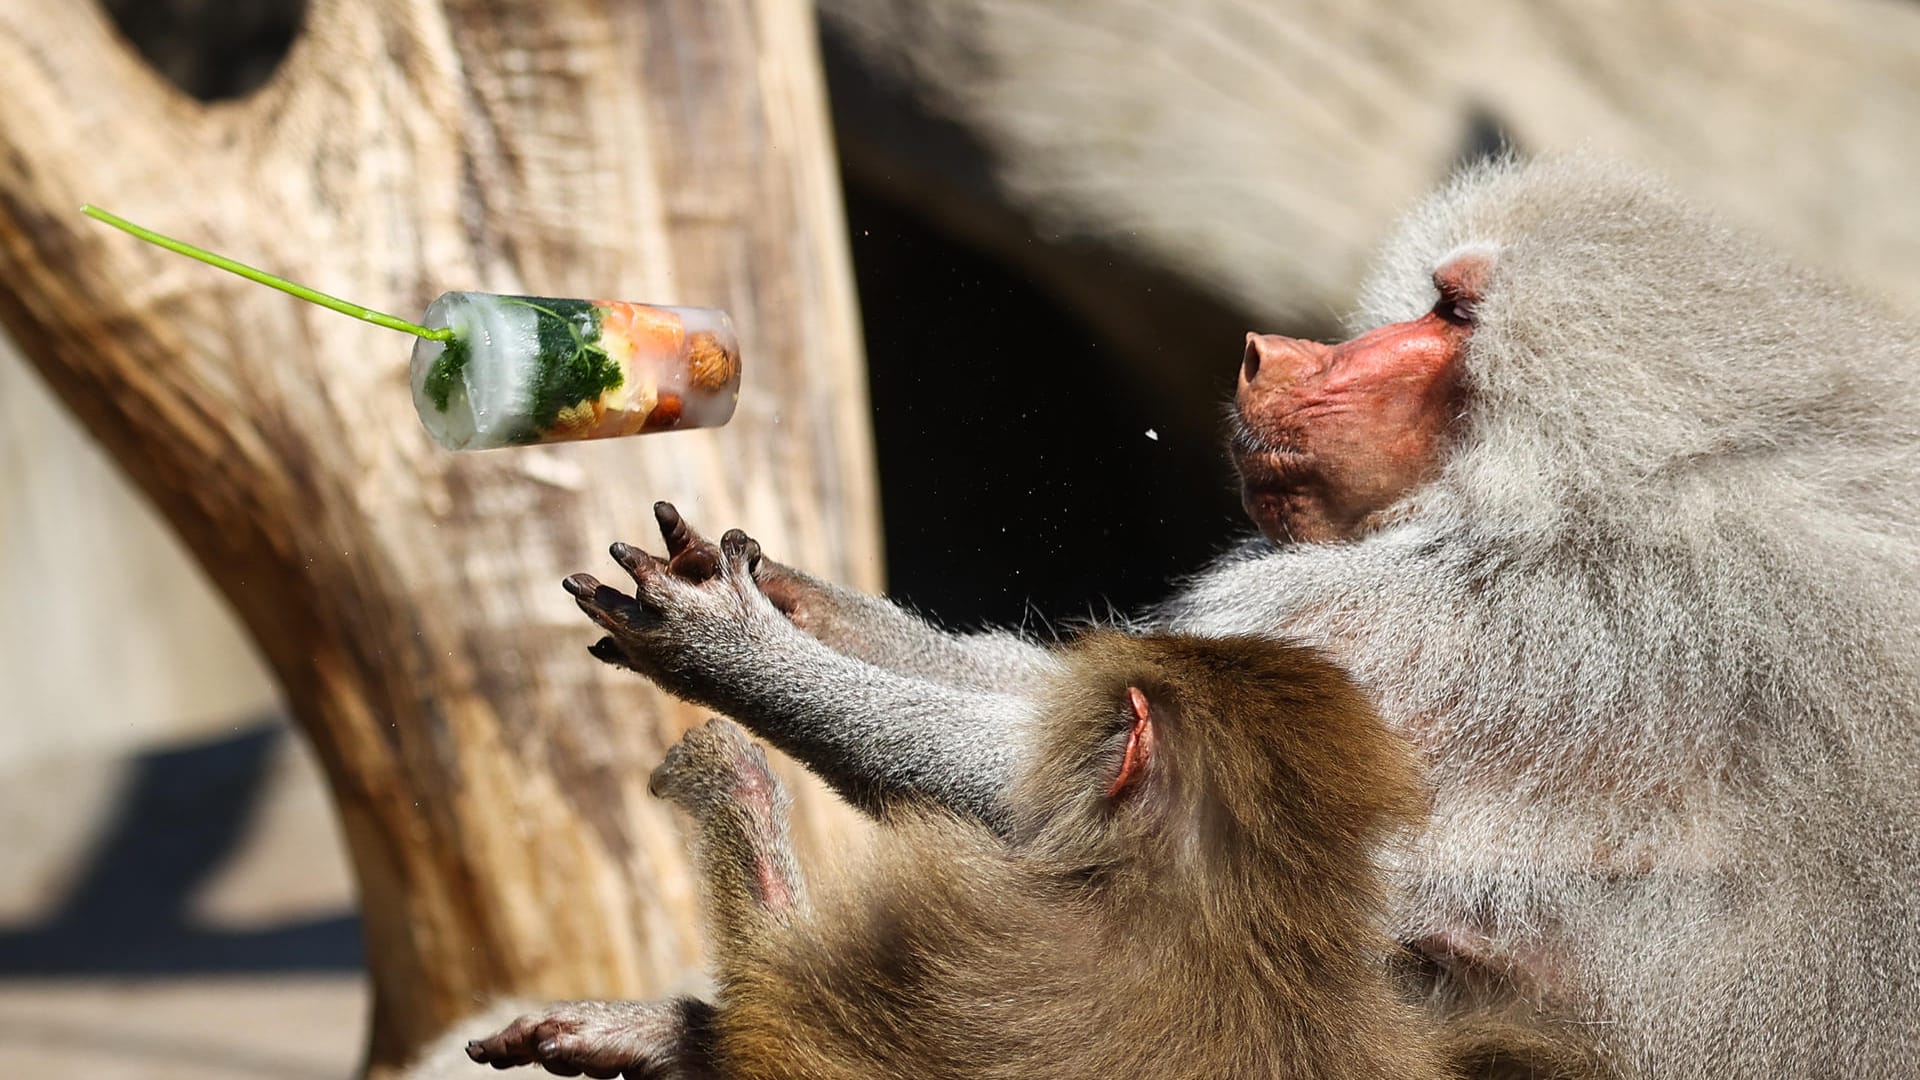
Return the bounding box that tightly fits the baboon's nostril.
[1242,335,1262,384]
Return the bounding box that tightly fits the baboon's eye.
[1105,686,1155,800]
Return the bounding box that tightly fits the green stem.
[499,297,610,362]
[79,205,454,343]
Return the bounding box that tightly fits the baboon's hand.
[464,998,714,1079]
[565,521,788,708]
[647,502,726,585]
[649,501,836,635]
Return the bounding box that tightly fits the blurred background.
[6,0,1920,1075]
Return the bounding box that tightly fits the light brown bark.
[0,0,876,1073]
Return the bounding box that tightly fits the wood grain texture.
[0,0,876,1072]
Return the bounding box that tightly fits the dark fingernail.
[610,541,641,567]
[538,1040,558,1055]
[465,1042,485,1061]
[588,638,621,662]
[563,573,599,597]
[656,502,693,555]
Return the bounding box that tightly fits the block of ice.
[409,293,742,450]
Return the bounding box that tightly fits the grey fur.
[571,536,1053,822]
[760,562,1061,691]
[1161,155,1920,1075]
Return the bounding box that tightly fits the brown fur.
[705,632,1447,1080]
[494,521,1607,1078]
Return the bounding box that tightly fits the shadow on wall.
[0,724,362,976]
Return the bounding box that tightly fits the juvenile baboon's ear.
[1106,686,1156,800]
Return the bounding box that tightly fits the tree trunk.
[0,0,877,1074]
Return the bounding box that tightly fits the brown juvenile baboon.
[542,154,1920,1077]
[469,626,1456,1079]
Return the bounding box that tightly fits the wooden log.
[0,0,877,1073]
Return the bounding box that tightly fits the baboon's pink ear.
[1106,686,1155,799]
